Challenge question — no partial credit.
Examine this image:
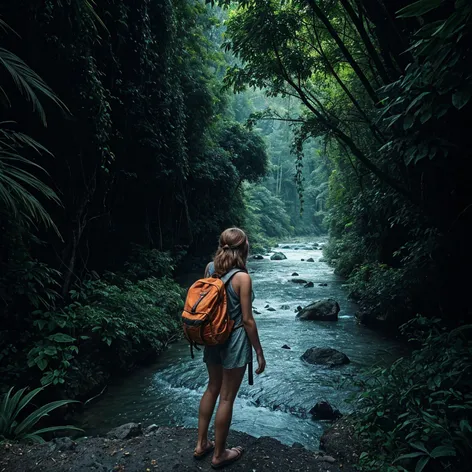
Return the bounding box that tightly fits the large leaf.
[397,0,442,18]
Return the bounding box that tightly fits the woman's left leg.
[195,362,223,454]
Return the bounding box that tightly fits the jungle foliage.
[0,0,268,397]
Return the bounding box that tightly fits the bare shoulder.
[233,271,252,285]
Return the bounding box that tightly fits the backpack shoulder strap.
[220,268,244,285]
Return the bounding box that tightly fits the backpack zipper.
[191,291,208,313]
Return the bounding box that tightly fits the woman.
[193,227,266,469]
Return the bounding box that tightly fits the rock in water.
[296,299,340,321]
[267,307,276,312]
[281,344,291,350]
[304,282,314,288]
[291,272,299,276]
[252,254,264,260]
[306,257,315,262]
[280,304,290,310]
[309,401,342,420]
[106,422,143,440]
[318,283,328,287]
[270,252,287,260]
[301,347,350,367]
[291,278,308,284]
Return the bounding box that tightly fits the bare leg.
[195,363,223,454]
[212,366,246,466]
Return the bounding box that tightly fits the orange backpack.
[182,269,242,355]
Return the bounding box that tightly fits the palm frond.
[0,48,68,126]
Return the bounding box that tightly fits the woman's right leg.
[212,365,246,466]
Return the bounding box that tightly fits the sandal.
[211,446,244,469]
[193,441,215,460]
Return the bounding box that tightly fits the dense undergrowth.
[350,317,472,472]
[1,246,183,399]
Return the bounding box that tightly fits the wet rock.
[318,283,328,287]
[281,245,291,249]
[144,424,159,435]
[270,252,287,261]
[306,257,315,262]
[291,272,299,276]
[267,307,276,312]
[292,442,304,449]
[50,437,77,451]
[301,259,305,261]
[252,254,264,260]
[296,305,303,312]
[304,282,314,288]
[301,347,350,367]
[309,401,342,420]
[264,304,270,308]
[106,423,143,440]
[294,247,299,250]
[319,258,326,262]
[291,278,307,284]
[281,344,291,350]
[254,310,261,314]
[280,304,290,310]
[296,299,340,321]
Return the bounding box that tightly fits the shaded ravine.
[78,241,402,450]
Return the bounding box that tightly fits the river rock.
[106,422,143,440]
[271,252,287,260]
[292,278,307,284]
[318,283,328,287]
[296,299,340,321]
[304,282,314,288]
[292,442,304,449]
[254,310,261,314]
[144,424,159,435]
[296,305,303,312]
[306,257,315,262]
[291,272,299,276]
[280,304,290,310]
[281,344,291,350]
[301,259,305,261]
[301,347,350,367]
[252,254,264,260]
[267,307,276,312]
[281,245,291,249]
[309,401,342,420]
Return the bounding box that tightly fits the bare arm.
[238,273,266,374]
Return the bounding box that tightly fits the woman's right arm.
[239,273,266,374]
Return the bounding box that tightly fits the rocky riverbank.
[0,422,358,472]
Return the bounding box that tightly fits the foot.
[211,446,244,469]
[194,439,215,459]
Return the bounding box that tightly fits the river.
[78,241,402,450]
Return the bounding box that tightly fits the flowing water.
[78,241,403,450]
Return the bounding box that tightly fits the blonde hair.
[213,227,248,277]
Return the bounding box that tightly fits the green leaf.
[47,333,76,343]
[394,452,427,462]
[415,455,430,472]
[410,442,429,454]
[430,446,456,458]
[452,84,472,110]
[397,0,442,18]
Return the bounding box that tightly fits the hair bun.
[222,244,230,249]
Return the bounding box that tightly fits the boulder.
[270,252,287,261]
[296,305,303,312]
[304,282,314,288]
[291,278,308,284]
[296,299,340,321]
[301,347,350,367]
[281,344,291,350]
[306,257,315,262]
[106,422,143,440]
[291,272,299,276]
[252,254,264,260]
[280,304,290,310]
[309,401,342,420]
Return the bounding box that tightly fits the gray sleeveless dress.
[203,263,253,369]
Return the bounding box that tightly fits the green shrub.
[351,317,472,472]
[0,386,81,443]
[27,275,183,388]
